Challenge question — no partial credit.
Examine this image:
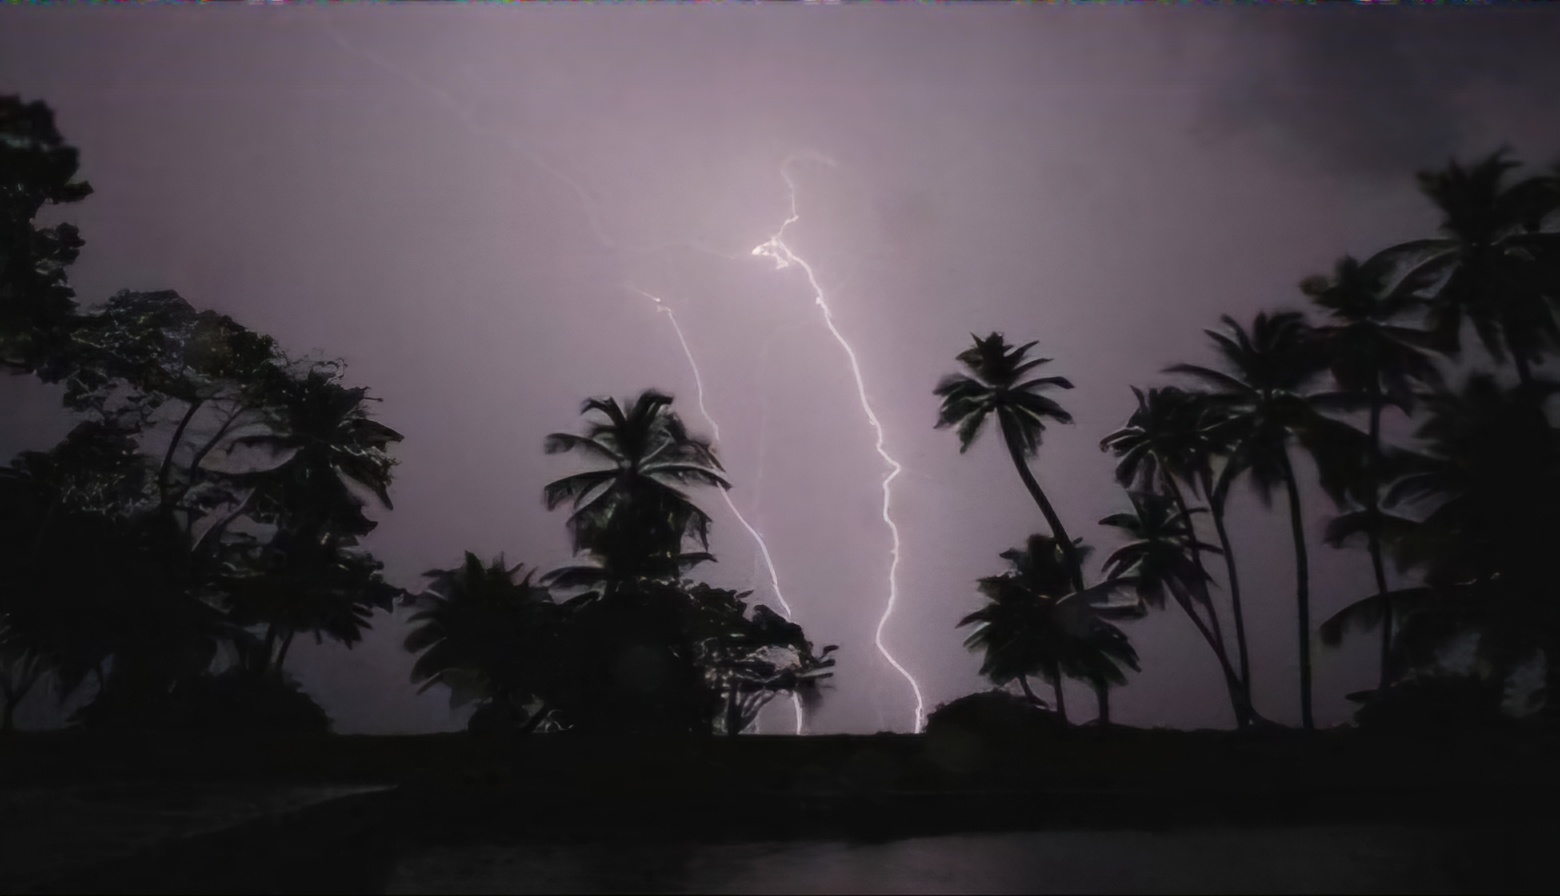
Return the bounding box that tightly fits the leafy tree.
[673,582,837,736]
[0,95,91,377]
[959,534,1137,724]
[935,333,1084,591]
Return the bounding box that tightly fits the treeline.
[6,93,1559,739]
[936,150,1560,732]
[0,97,832,736]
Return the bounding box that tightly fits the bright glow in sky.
[2,3,1559,734]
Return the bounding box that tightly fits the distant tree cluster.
[0,96,836,738]
[937,149,1560,732]
[0,97,403,733]
[404,392,837,736]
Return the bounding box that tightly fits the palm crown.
[543,391,729,584]
[934,332,1074,455]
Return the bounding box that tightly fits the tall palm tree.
[1384,150,1560,388]
[1098,490,1251,724]
[1304,250,1445,690]
[1101,385,1255,726]
[1321,374,1560,718]
[935,333,1083,590]
[543,391,729,590]
[1168,311,1334,728]
[959,534,1137,724]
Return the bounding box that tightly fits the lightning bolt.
[751,155,926,734]
[625,285,806,736]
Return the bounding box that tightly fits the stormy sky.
[3,2,1559,735]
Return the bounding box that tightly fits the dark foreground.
[2,727,1557,893]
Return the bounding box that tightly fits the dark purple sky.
[4,3,1559,734]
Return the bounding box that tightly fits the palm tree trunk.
[1165,475,1251,728]
[1051,677,1068,724]
[1001,422,1083,591]
[1017,675,1042,706]
[1171,585,1250,727]
[1278,450,1315,730]
[1094,682,1111,727]
[1165,477,1229,649]
[1365,393,1394,691]
[1205,465,1255,715]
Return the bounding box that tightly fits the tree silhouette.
[1097,490,1251,724]
[543,391,729,591]
[1168,311,1342,729]
[1102,386,1254,726]
[959,534,1136,724]
[405,553,565,734]
[677,582,837,736]
[1303,250,1445,690]
[936,333,1083,591]
[1383,150,1560,387]
[1323,374,1560,718]
[0,95,91,378]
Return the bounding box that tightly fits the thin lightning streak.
[751,156,927,734]
[626,285,805,736]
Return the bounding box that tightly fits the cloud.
[1197,8,1560,181]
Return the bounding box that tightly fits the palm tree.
[1167,311,1335,728]
[1384,150,1560,388]
[959,534,1137,724]
[543,391,729,590]
[405,553,564,733]
[232,365,403,539]
[1101,385,1255,726]
[217,527,400,677]
[935,333,1083,590]
[1321,374,1560,717]
[1304,251,1445,690]
[1098,490,1252,724]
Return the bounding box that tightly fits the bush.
[924,689,1066,772]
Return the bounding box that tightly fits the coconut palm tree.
[1097,489,1252,723]
[959,534,1137,724]
[543,391,729,590]
[232,364,402,539]
[405,553,565,733]
[1321,374,1560,718]
[1101,385,1259,725]
[935,333,1083,590]
[1167,311,1337,728]
[1383,150,1560,388]
[1303,250,1446,689]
